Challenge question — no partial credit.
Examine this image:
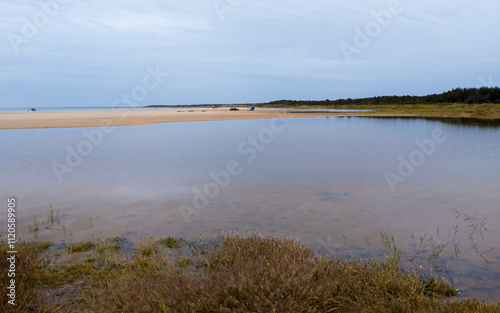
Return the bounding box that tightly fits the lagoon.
[0,116,499,301]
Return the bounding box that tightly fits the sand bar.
[0,109,407,130]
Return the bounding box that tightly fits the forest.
[260,87,500,107]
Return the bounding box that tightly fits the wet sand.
[0,109,407,129]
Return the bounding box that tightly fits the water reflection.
[361,116,500,128]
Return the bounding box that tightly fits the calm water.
[1,116,499,301]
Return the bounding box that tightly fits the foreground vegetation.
[1,231,499,312]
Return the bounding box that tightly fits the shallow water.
[1,116,499,301]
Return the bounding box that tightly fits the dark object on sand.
[229,108,239,111]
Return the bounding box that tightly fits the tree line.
[261,87,500,107]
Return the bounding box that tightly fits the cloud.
[0,0,499,107]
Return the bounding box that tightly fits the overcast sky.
[1,0,499,107]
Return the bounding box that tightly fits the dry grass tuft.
[1,233,499,312]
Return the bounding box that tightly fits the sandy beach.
[0,109,401,130]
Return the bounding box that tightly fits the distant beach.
[0,108,405,129]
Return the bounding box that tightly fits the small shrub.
[135,237,159,256]
[68,241,95,253]
[158,237,180,249]
[424,277,459,297]
[33,241,52,252]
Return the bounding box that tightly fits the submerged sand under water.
[1,116,499,301]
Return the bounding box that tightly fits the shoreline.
[1,108,499,130]
[0,109,414,130]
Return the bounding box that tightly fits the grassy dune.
[266,103,500,119]
[1,232,499,312]
[347,103,500,119]
[257,87,500,119]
